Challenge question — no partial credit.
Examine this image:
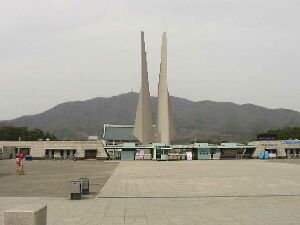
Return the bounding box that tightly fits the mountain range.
[2,92,300,143]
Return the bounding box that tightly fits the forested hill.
[2,92,300,142]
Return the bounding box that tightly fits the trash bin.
[264,151,269,159]
[258,151,265,159]
[80,178,89,195]
[70,180,82,200]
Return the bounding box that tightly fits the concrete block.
[4,205,47,225]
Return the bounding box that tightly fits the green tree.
[263,127,300,140]
[0,126,58,141]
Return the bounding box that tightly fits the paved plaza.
[1,160,300,224]
[0,160,119,198]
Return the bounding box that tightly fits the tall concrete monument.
[133,31,153,144]
[156,32,173,145]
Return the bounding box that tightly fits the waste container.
[264,151,269,159]
[258,151,265,159]
[70,180,82,200]
[80,178,89,194]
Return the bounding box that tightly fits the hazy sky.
[1,0,300,120]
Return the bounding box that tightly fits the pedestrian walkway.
[1,160,300,224]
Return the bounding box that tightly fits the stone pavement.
[1,160,300,224]
[0,160,118,198]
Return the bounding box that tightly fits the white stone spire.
[133,31,153,144]
[156,32,174,145]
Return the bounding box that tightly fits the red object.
[16,158,22,166]
[16,153,24,159]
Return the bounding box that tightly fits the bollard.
[4,205,47,225]
[70,180,82,200]
[80,178,89,195]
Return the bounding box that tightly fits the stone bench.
[4,205,47,225]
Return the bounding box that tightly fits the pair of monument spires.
[133,31,173,145]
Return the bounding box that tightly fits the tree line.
[263,127,300,140]
[0,126,58,141]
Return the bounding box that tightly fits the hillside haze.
[3,92,300,142]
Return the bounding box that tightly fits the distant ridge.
[1,92,300,142]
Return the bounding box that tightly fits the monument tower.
[156,32,173,145]
[133,31,153,144]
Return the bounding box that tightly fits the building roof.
[103,125,138,141]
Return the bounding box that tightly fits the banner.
[282,140,300,145]
[186,152,192,160]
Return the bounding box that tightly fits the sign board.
[257,134,277,141]
[88,136,99,141]
[186,152,192,160]
[282,140,300,145]
[136,150,145,160]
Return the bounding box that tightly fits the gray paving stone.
[1,160,300,224]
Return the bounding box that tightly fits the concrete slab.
[1,160,300,224]
[4,205,46,225]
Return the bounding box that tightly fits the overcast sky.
[1,0,300,120]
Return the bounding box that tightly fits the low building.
[2,139,299,161]
[0,141,108,160]
[0,146,15,159]
[105,142,258,161]
[102,124,140,146]
[249,139,300,159]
